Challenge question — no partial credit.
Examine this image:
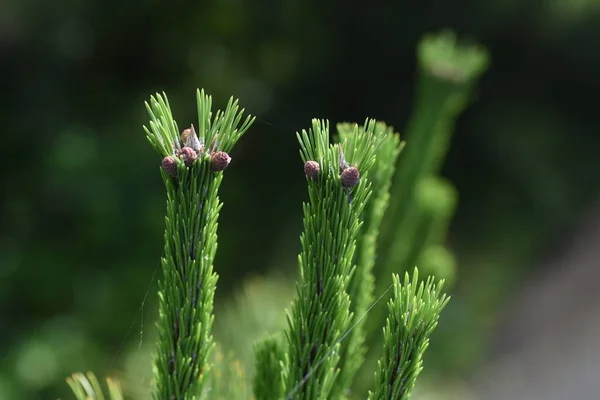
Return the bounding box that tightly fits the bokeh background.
[2,1,600,399]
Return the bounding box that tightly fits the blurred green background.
[1,0,600,399]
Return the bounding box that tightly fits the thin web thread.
[109,262,159,371]
[284,282,394,400]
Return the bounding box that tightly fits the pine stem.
[333,122,403,398]
[369,268,449,400]
[143,90,254,399]
[283,119,380,400]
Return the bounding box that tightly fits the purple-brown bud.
[161,156,178,178]
[304,161,320,181]
[178,146,198,167]
[210,151,231,171]
[340,166,360,188]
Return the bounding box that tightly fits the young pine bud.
[304,161,320,181]
[340,166,360,188]
[161,156,178,178]
[182,124,203,153]
[210,151,231,171]
[178,146,198,167]
[181,128,191,144]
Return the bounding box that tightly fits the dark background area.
[1,0,599,399]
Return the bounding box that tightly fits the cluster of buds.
[161,124,231,178]
[302,146,360,188]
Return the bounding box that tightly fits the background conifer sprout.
[65,30,490,400]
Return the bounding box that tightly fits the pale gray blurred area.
[473,203,600,400]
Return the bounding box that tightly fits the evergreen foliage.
[253,337,285,400]
[334,122,404,397]
[66,29,490,400]
[144,90,254,399]
[377,31,489,290]
[369,32,489,343]
[369,269,449,400]
[282,119,382,400]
